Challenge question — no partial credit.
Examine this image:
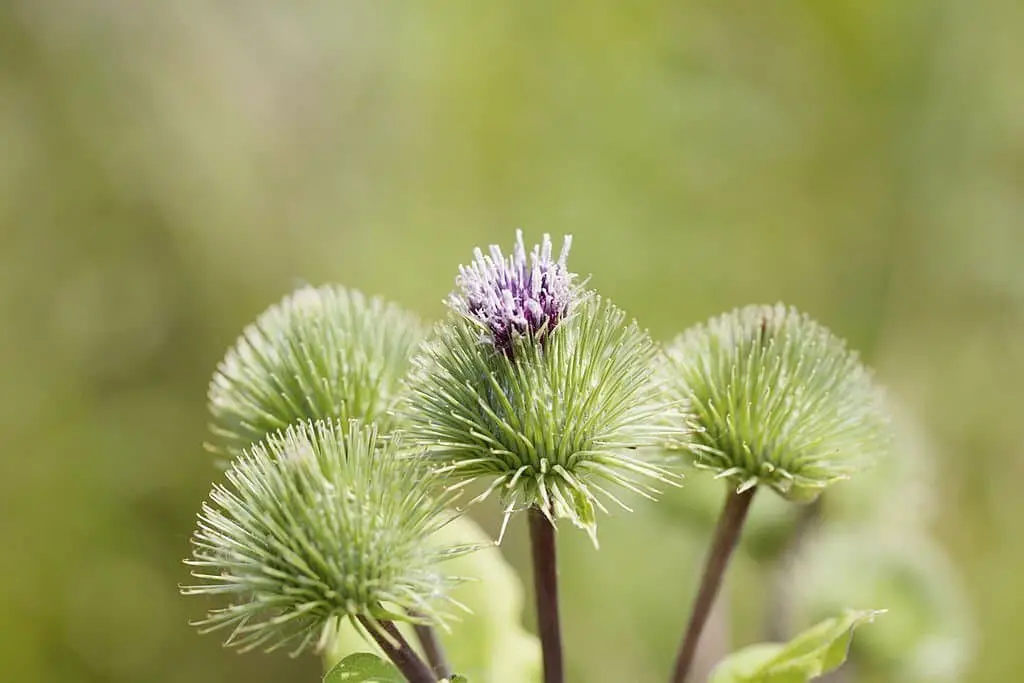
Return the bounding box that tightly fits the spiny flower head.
[448,230,576,354]
[406,233,684,543]
[182,419,475,656]
[207,285,423,457]
[659,303,890,502]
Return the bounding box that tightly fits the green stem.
[529,505,564,683]
[670,485,757,683]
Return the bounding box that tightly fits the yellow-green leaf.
[710,609,883,683]
[323,653,403,683]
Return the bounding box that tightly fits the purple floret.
[450,230,575,353]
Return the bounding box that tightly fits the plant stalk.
[529,505,564,683]
[413,621,452,679]
[358,616,436,683]
[670,485,757,683]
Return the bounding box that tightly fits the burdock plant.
[658,304,891,682]
[406,232,680,536]
[207,284,423,457]
[404,231,684,683]
[184,419,473,682]
[178,233,937,683]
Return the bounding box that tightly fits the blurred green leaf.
[710,609,882,683]
[323,653,403,683]
[788,532,973,681]
[709,644,787,683]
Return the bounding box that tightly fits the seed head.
[406,234,683,543]
[659,304,890,501]
[182,419,474,656]
[448,230,576,354]
[207,285,423,457]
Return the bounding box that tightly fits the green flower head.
[405,232,683,543]
[659,303,890,502]
[207,285,423,457]
[182,419,474,656]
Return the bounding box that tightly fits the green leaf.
[323,653,404,683]
[788,531,973,681]
[710,609,883,683]
[710,644,786,681]
[445,677,469,683]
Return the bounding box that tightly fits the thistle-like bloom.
[183,419,474,655]
[405,232,682,542]
[659,303,890,502]
[449,230,576,353]
[207,285,423,457]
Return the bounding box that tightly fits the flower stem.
[413,621,452,679]
[670,485,757,683]
[358,616,435,683]
[529,505,564,683]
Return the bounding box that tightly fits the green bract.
[182,419,474,656]
[660,303,890,502]
[405,292,682,543]
[207,285,423,457]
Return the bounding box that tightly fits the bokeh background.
[2,1,1022,681]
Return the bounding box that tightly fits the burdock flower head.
[207,284,423,457]
[405,231,682,542]
[659,303,890,502]
[183,419,474,655]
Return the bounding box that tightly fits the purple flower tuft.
[450,230,576,352]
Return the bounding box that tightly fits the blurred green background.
[2,1,1022,681]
